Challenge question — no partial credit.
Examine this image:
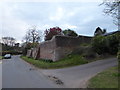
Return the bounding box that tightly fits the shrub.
[92,36,108,54]
[92,32,120,55]
[44,27,62,41]
[63,29,78,37]
[107,34,119,54]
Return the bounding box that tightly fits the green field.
[87,66,118,88]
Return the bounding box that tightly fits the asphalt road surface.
[2,55,118,88]
[40,57,118,88]
[2,55,61,88]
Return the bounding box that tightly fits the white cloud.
[61,24,77,29]
[66,7,81,18]
[1,3,29,42]
[0,1,117,42]
[1,0,103,3]
[82,16,94,24]
[49,7,64,21]
[37,24,51,31]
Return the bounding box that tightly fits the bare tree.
[24,32,30,44]
[101,0,120,27]
[2,37,16,46]
[24,26,42,44]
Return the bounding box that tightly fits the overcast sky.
[0,0,117,43]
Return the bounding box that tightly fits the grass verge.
[0,56,3,60]
[21,54,88,69]
[87,66,118,88]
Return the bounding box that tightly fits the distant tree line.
[1,37,22,56]
[2,37,16,46]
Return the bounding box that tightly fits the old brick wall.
[26,49,32,57]
[55,35,92,47]
[31,48,38,59]
[27,35,92,61]
[36,36,56,60]
[53,35,92,61]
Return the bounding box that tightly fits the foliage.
[2,44,13,51]
[1,40,22,56]
[92,32,120,55]
[63,29,78,37]
[22,42,39,56]
[44,27,62,41]
[24,42,38,49]
[107,34,120,54]
[2,37,16,46]
[22,26,41,55]
[21,54,88,69]
[88,66,118,88]
[92,36,108,54]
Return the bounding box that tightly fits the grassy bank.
[0,56,3,60]
[21,55,88,69]
[87,66,118,88]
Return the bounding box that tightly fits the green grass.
[21,54,88,69]
[80,43,91,47]
[0,56,3,60]
[87,66,118,88]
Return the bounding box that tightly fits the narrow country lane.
[2,55,61,88]
[2,55,118,88]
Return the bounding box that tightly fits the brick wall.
[27,35,92,61]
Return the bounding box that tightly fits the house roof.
[102,31,120,36]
